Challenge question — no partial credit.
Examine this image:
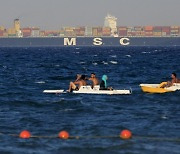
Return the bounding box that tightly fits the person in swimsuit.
[100,75,113,90]
[168,73,180,85]
[160,72,180,88]
[88,73,99,88]
[68,74,87,92]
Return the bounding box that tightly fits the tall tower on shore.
[104,14,117,36]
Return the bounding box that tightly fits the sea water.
[0,47,179,153]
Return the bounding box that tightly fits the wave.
[35,81,46,84]
[109,61,118,64]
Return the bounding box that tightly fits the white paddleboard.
[43,90,64,93]
[43,85,131,95]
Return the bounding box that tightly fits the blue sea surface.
[0,47,179,154]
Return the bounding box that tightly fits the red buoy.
[58,131,69,139]
[19,130,31,139]
[120,129,132,139]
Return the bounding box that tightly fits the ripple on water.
[109,61,118,64]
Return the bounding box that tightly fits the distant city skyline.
[0,0,180,30]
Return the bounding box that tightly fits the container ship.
[0,15,180,47]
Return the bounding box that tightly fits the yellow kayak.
[140,83,180,93]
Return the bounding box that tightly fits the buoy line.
[0,129,179,142]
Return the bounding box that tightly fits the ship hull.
[0,37,180,47]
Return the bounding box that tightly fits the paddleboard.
[43,90,64,93]
[140,83,180,93]
[43,85,131,95]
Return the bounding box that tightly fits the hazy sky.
[0,0,179,30]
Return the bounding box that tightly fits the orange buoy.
[120,129,132,139]
[19,130,31,139]
[58,131,69,139]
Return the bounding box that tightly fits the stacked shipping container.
[0,26,5,36]
[170,26,179,36]
[0,30,3,36]
[31,28,40,37]
[63,27,75,36]
[21,28,32,37]
[118,26,127,36]
[74,27,85,36]
[134,26,144,36]
[0,23,180,37]
[85,27,92,36]
[44,31,60,37]
[102,27,111,36]
[162,26,170,36]
[7,28,16,37]
[144,26,153,36]
[153,26,162,36]
[92,27,102,36]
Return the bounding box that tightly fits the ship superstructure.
[14,19,22,37]
[104,14,118,36]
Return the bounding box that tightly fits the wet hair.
[80,75,86,80]
[91,73,95,75]
[172,72,177,77]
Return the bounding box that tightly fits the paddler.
[160,72,180,88]
[100,75,113,90]
[68,74,87,92]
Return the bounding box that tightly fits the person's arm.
[166,80,174,87]
[171,79,177,85]
[74,74,81,82]
[73,80,80,85]
[88,77,92,81]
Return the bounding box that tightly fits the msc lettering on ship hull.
[64,37,130,46]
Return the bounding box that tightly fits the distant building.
[104,14,118,36]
